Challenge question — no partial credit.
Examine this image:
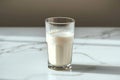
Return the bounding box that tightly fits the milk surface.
[46,30,74,66]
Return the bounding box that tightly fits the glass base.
[48,63,72,71]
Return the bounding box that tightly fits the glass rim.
[45,17,75,24]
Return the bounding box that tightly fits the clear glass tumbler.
[45,17,75,70]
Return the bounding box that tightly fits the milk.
[46,30,74,66]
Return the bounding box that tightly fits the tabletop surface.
[0,27,120,80]
[0,27,120,39]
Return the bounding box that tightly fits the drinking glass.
[46,17,75,70]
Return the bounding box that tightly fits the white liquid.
[46,31,74,66]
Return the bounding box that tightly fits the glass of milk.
[46,17,75,70]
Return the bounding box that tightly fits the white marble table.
[0,27,120,39]
[0,27,120,80]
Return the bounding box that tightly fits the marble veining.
[0,37,120,80]
[0,27,120,40]
[75,28,120,39]
[0,41,104,66]
[0,40,111,65]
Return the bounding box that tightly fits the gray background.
[0,0,120,27]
